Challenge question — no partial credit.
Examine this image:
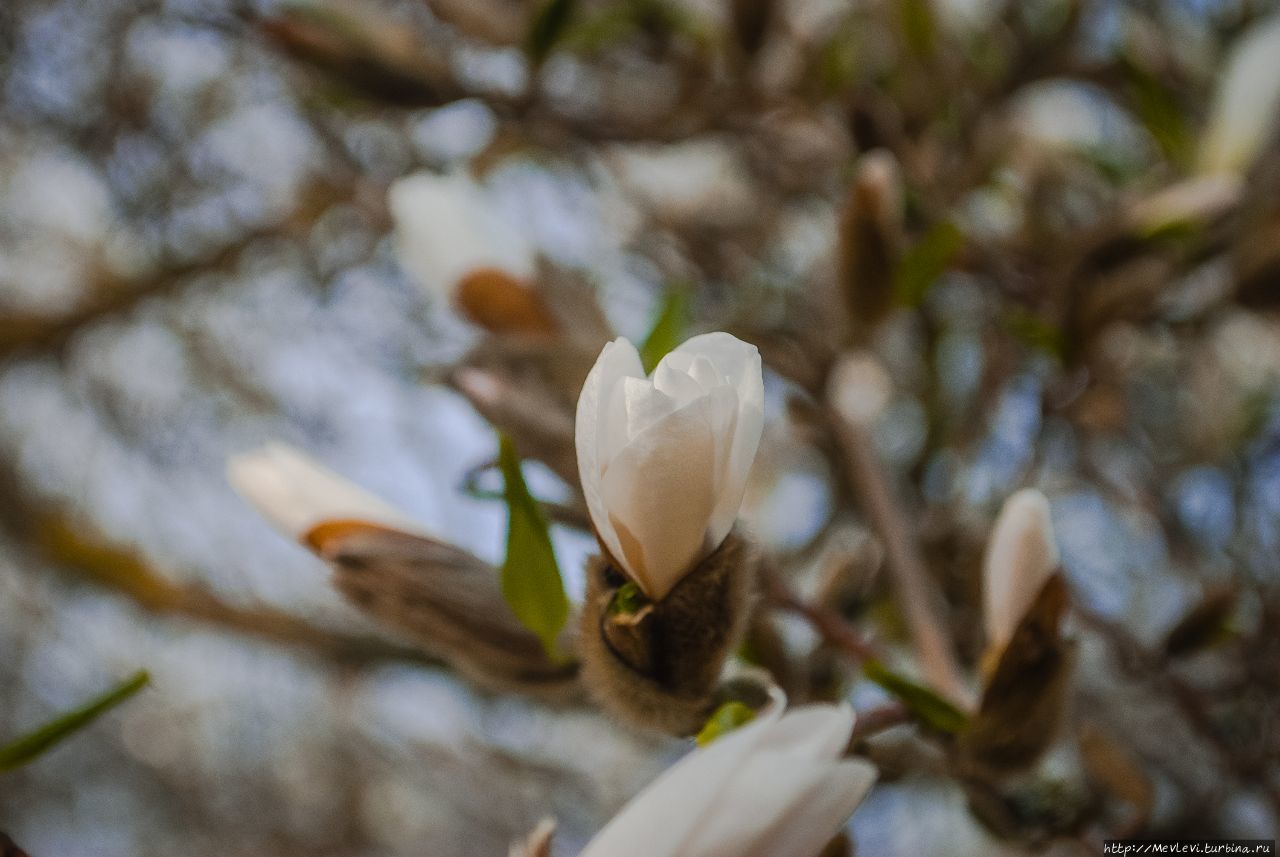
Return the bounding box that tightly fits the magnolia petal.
[679,706,860,857]
[599,391,730,597]
[576,337,646,568]
[578,703,786,857]
[1199,15,1280,175]
[984,488,1059,653]
[227,443,425,541]
[740,759,878,857]
[388,171,537,301]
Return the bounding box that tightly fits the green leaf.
[499,435,570,661]
[527,0,577,63]
[864,660,968,735]
[608,580,648,617]
[695,700,757,747]
[892,221,964,307]
[1003,308,1066,361]
[0,671,149,773]
[639,285,689,373]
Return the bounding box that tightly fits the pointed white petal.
[599,392,724,597]
[575,337,645,570]
[227,443,425,540]
[578,704,785,857]
[984,488,1059,652]
[1200,15,1280,175]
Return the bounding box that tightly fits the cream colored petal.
[600,391,729,596]
[578,703,786,857]
[388,171,536,299]
[227,443,425,540]
[576,337,645,569]
[681,706,862,857]
[739,760,878,857]
[984,488,1059,652]
[1200,15,1280,175]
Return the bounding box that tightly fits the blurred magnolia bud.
[575,333,764,601]
[228,444,578,699]
[838,149,904,340]
[388,171,556,334]
[227,443,427,541]
[962,574,1073,775]
[827,350,893,428]
[578,532,756,735]
[509,817,556,857]
[1199,14,1280,176]
[982,488,1059,663]
[578,699,876,857]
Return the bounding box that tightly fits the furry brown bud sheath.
[577,531,757,735]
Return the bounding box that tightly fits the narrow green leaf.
[892,221,964,307]
[864,660,968,735]
[0,671,149,773]
[639,285,689,373]
[695,700,757,747]
[499,435,570,661]
[527,0,577,63]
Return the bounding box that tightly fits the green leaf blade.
[639,285,689,373]
[864,660,968,735]
[0,670,149,773]
[498,435,570,661]
[892,220,964,307]
[695,700,757,747]
[527,0,577,63]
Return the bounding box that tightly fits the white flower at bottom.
[227,443,426,542]
[579,702,875,857]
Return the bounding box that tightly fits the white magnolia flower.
[579,700,876,857]
[388,170,537,302]
[983,488,1059,654]
[1200,14,1280,175]
[575,333,765,600]
[227,443,425,541]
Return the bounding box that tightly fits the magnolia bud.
[982,488,1059,667]
[228,444,578,700]
[578,532,757,736]
[961,574,1073,775]
[1199,14,1280,176]
[388,171,557,335]
[320,527,579,699]
[838,149,904,340]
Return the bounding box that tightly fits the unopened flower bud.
[228,443,578,699]
[388,171,556,335]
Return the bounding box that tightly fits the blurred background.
[1,0,1279,854]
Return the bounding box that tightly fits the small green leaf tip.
[695,700,757,747]
[607,581,648,617]
[498,434,571,662]
[0,670,150,773]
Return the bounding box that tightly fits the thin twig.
[826,409,970,705]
